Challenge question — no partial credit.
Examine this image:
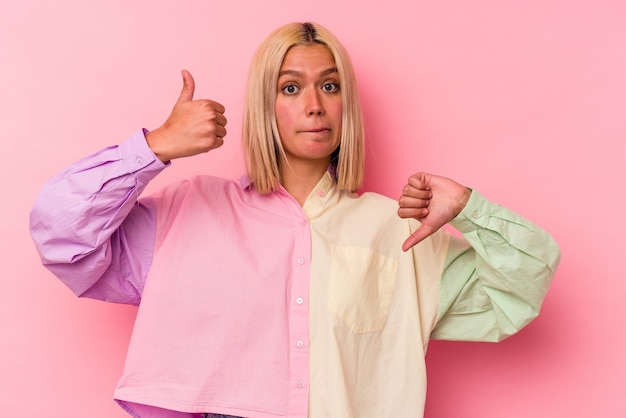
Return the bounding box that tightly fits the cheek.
[331,102,343,131]
[328,99,343,121]
[275,102,295,133]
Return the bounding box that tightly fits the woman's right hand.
[146,70,227,163]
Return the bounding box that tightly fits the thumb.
[177,69,195,103]
[401,224,435,252]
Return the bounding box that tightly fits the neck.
[280,158,329,206]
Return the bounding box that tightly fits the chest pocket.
[328,245,398,333]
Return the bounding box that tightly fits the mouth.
[301,128,331,134]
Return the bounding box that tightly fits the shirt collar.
[240,175,254,190]
[302,171,338,220]
[239,167,337,193]
[240,170,340,220]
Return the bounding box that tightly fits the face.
[275,44,342,169]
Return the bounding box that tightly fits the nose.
[305,89,324,116]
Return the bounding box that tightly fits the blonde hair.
[243,22,365,194]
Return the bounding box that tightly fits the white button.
[136,158,143,165]
[296,340,304,348]
[296,297,304,305]
[297,380,304,388]
[297,257,305,265]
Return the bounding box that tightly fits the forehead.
[279,44,336,73]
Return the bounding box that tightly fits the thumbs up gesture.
[146,70,228,162]
[397,172,471,251]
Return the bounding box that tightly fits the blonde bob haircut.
[243,22,365,194]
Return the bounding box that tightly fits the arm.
[432,190,560,341]
[398,172,561,341]
[30,70,228,304]
[29,131,167,304]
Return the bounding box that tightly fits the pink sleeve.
[29,129,168,305]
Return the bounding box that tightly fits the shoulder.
[188,174,242,193]
[147,175,249,214]
[335,190,450,246]
[156,174,243,197]
[331,190,404,234]
[339,191,399,216]
[359,191,396,202]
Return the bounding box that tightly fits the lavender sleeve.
[29,130,168,305]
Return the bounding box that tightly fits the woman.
[30,22,560,418]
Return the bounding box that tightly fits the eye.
[322,82,339,93]
[282,84,299,95]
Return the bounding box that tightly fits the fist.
[146,70,227,162]
[398,172,471,251]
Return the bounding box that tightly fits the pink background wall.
[1,0,624,416]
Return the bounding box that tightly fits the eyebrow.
[278,67,338,78]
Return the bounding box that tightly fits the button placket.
[285,211,311,416]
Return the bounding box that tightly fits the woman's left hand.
[397,172,471,251]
